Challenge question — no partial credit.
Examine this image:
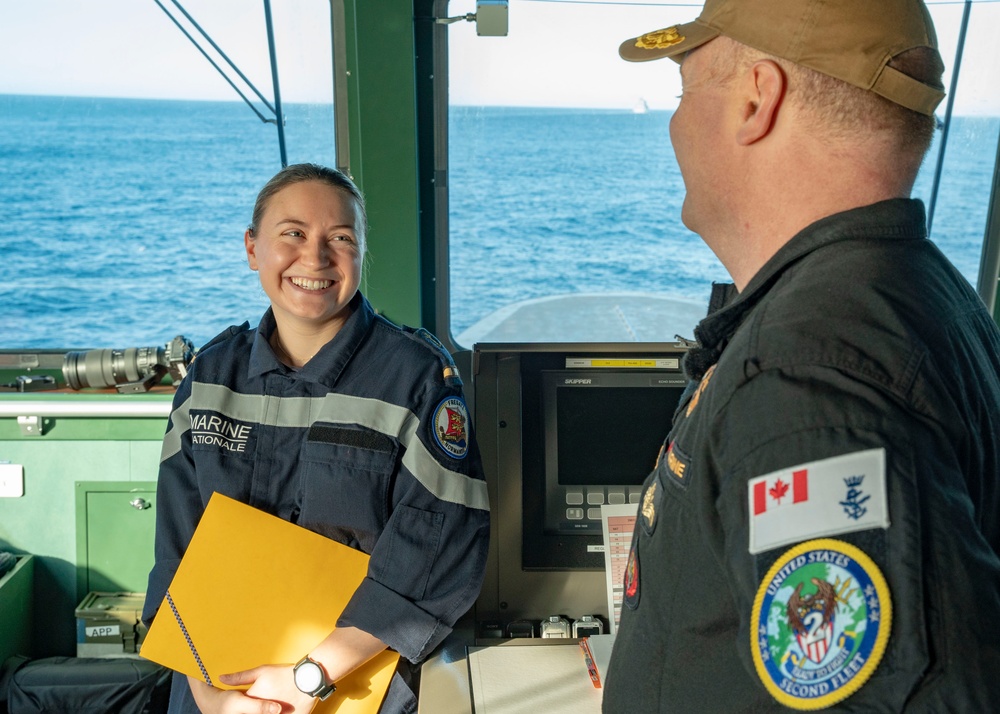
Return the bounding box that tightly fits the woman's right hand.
[188,675,283,714]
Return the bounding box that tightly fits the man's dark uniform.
[604,199,1000,712]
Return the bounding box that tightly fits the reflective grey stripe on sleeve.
[160,393,192,463]
[166,383,489,511]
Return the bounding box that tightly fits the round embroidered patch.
[751,538,892,710]
[432,396,469,459]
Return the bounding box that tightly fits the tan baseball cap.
[619,0,945,116]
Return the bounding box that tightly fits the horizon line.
[3,91,1000,118]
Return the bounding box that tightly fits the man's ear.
[736,59,785,146]
[245,230,258,270]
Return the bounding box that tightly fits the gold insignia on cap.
[635,26,685,51]
[642,482,657,528]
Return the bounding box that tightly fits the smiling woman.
[144,160,490,714]
[244,165,365,367]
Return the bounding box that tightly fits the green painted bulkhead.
[0,0,433,658]
[346,0,438,330]
[0,404,168,655]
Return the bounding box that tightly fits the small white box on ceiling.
[476,0,508,36]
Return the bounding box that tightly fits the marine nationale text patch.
[748,449,889,554]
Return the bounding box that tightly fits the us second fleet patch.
[751,539,891,710]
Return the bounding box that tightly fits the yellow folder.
[141,492,399,713]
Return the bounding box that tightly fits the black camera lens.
[62,347,165,390]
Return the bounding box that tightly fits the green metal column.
[344,0,424,328]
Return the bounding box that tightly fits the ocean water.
[0,94,332,349]
[1,94,998,349]
[449,106,1000,336]
[448,106,731,337]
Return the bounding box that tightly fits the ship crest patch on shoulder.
[432,396,469,459]
[751,539,892,710]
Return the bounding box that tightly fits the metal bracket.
[17,415,44,437]
[436,1,508,36]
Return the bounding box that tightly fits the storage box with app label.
[75,591,147,657]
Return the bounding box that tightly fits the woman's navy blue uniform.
[143,293,490,713]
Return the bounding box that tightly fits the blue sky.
[1,0,998,114]
[0,1,330,103]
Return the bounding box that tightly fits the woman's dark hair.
[248,163,368,246]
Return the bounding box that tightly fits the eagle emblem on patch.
[432,396,469,459]
[635,26,685,50]
[751,539,892,710]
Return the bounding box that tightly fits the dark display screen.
[555,386,679,486]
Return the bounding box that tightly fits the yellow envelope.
[141,492,399,713]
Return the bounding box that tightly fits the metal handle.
[130,498,150,510]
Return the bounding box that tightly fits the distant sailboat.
[632,98,649,114]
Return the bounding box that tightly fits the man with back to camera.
[603,0,1000,711]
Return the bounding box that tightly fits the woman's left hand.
[219,665,318,714]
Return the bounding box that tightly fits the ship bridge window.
[1,0,337,349]
[445,0,1000,345]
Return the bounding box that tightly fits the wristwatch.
[293,655,337,700]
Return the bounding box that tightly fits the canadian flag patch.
[747,449,889,554]
[752,469,809,514]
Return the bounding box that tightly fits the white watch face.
[294,660,324,693]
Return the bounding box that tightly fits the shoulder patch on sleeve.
[748,449,889,555]
[751,538,892,710]
[431,396,470,459]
